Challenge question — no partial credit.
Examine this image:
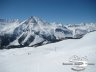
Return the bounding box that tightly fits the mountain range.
[0,16,96,49]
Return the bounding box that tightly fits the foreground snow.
[0,32,96,72]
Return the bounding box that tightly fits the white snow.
[0,20,20,34]
[0,31,96,72]
[29,35,44,46]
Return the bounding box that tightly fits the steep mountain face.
[0,19,21,49]
[0,16,96,49]
[11,16,72,48]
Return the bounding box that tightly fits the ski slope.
[0,31,96,72]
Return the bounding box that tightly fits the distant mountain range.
[0,16,96,49]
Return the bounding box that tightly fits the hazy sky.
[0,0,96,24]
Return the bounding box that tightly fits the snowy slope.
[0,31,96,72]
[0,19,20,34]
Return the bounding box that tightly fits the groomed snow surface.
[0,32,96,72]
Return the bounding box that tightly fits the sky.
[0,0,96,24]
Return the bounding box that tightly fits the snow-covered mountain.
[0,16,96,49]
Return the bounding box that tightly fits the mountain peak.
[24,16,43,24]
[29,16,41,21]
